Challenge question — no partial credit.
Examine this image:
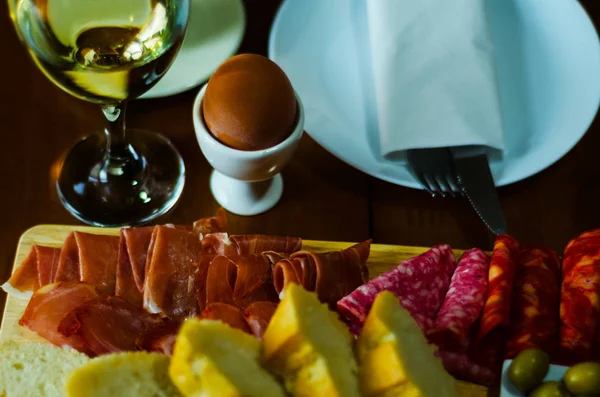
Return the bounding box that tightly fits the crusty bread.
[66,351,182,397]
[357,291,458,397]
[261,283,360,397]
[169,319,286,397]
[0,341,90,397]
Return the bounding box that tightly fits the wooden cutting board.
[0,225,496,397]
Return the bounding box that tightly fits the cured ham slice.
[36,246,61,286]
[3,246,41,298]
[115,227,154,306]
[58,295,164,356]
[19,282,100,354]
[200,302,252,334]
[200,234,302,256]
[204,254,278,309]
[273,241,370,308]
[559,230,600,364]
[428,248,490,352]
[195,255,216,312]
[205,255,236,306]
[54,232,79,282]
[231,235,302,255]
[244,301,278,338]
[231,255,279,307]
[143,226,201,320]
[54,232,120,294]
[136,320,182,355]
[193,207,229,235]
[506,245,561,359]
[338,244,455,333]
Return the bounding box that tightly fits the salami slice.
[337,245,456,333]
[472,234,519,368]
[427,248,490,351]
[505,244,561,359]
[559,229,600,363]
[436,351,498,386]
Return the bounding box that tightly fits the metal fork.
[406,148,463,197]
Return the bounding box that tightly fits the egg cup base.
[210,169,283,216]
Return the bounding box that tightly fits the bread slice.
[261,283,360,397]
[356,291,458,397]
[169,319,286,397]
[0,341,90,397]
[66,351,181,397]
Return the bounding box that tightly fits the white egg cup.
[193,83,305,216]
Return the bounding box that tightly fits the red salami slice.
[436,351,498,386]
[472,234,519,369]
[337,245,456,333]
[427,248,490,352]
[506,244,561,359]
[559,229,600,364]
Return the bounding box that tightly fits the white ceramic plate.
[268,0,600,188]
[142,0,246,99]
[500,360,569,397]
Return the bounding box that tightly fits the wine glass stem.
[100,102,143,182]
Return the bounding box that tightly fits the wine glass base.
[56,129,185,227]
[210,170,283,216]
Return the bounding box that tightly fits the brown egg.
[202,54,297,151]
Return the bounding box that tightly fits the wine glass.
[8,0,190,226]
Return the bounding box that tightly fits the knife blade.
[451,146,507,235]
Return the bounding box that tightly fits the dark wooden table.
[0,0,598,317]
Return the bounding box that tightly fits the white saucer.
[268,0,600,188]
[142,0,246,99]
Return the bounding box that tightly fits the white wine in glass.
[9,0,190,226]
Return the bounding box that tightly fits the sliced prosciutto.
[338,245,456,333]
[428,248,490,352]
[200,302,252,334]
[136,320,182,355]
[506,245,561,359]
[58,295,164,356]
[54,232,79,282]
[231,235,302,255]
[559,230,600,363]
[143,226,201,320]
[204,254,278,309]
[115,227,154,306]
[36,246,62,286]
[200,234,301,256]
[1,245,61,298]
[195,255,216,312]
[204,256,236,306]
[471,235,519,369]
[5,247,42,297]
[54,232,120,294]
[244,301,278,338]
[193,207,229,235]
[19,282,100,354]
[273,240,371,308]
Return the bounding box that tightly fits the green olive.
[563,362,600,396]
[508,349,551,393]
[528,381,572,397]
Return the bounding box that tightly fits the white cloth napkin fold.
[365,0,506,160]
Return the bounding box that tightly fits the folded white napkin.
[366,0,506,160]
